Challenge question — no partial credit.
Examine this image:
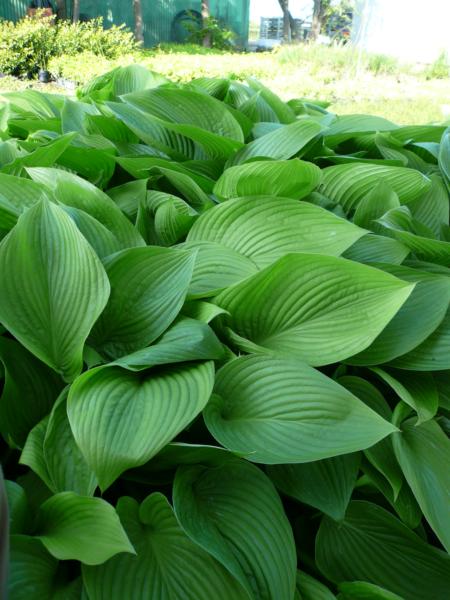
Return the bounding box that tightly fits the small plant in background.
[186,14,235,50]
[425,51,450,80]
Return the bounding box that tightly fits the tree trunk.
[133,0,144,44]
[201,0,212,48]
[311,0,325,41]
[277,0,291,43]
[55,0,66,19]
[72,0,80,23]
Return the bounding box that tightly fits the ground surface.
[1,45,449,125]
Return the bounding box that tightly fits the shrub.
[0,13,138,78]
[1,66,450,600]
[185,14,236,50]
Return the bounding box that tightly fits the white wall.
[353,0,450,63]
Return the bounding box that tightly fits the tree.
[133,0,144,43]
[72,0,80,23]
[277,0,300,43]
[55,0,66,19]
[311,0,328,41]
[201,0,212,48]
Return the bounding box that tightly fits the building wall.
[353,0,450,63]
[0,1,250,48]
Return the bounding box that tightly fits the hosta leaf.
[0,338,63,448]
[9,535,82,600]
[320,164,431,212]
[20,417,53,490]
[316,501,450,600]
[27,167,145,250]
[0,200,110,381]
[204,355,395,463]
[352,181,400,234]
[179,240,258,298]
[338,376,403,499]
[378,206,450,266]
[0,172,50,230]
[36,492,134,565]
[390,309,450,371]
[107,179,147,220]
[43,392,97,495]
[213,158,322,200]
[5,481,29,535]
[1,133,76,177]
[393,417,450,552]
[268,453,360,520]
[229,118,323,166]
[214,254,414,366]
[297,571,337,600]
[407,175,449,238]
[188,197,365,269]
[111,317,224,371]
[83,493,247,600]
[370,368,438,424]
[347,264,450,365]
[337,581,404,600]
[89,247,195,359]
[123,87,244,142]
[67,361,215,490]
[342,234,409,265]
[173,458,297,600]
[247,78,297,124]
[439,128,449,189]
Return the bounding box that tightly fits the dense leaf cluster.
[0,65,449,599]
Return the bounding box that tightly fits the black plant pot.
[38,69,50,83]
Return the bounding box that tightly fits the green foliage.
[0,14,138,77]
[425,51,450,80]
[1,65,450,599]
[185,15,235,50]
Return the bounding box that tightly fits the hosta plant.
[0,65,449,600]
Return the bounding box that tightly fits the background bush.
[0,13,138,77]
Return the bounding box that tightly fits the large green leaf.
[393,417,450,553]
[338,376,403,500]
[316,501,450,600]
[370,368,438,424]
[390,309,450,371]
[320,164,431,212]
[0,199,110,381]
[342,234,410,265]
[90,247,195,359]
[0,338,63,448]
[407,174,449,238]
[378,206,450,266]
[27,167,145,251]
[214,254,414,366]
[213,159,322,200]
[67,361,215,490]
[178,240,258,297]
[188,196,365,269]
[83,493,247,600]
[111,317,224,371]
[268,453,360,520]
[0,172,50,231]
[337,581,404,600]
[9,535,82,600]
[296,571,337,600]
[173,458,297,600]
[43,392,97,495]
[204,355,395,463]
[229,118,323,166]
[36,492,134,565]
[347,264,450,365]
[123,87,244,142]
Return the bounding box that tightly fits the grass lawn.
[1,44,449,125]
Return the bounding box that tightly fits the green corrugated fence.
[0,0,250,47]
